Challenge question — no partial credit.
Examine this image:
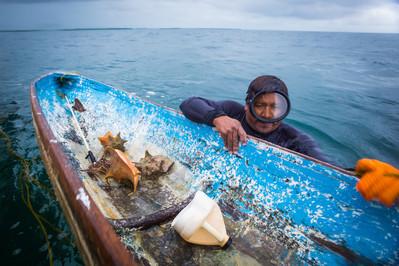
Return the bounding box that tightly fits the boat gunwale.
[30,72,138,266]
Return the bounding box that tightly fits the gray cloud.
[0,0,97,2]
[0,0,398,32]
[148,0,399,22]
[196,0,397,20]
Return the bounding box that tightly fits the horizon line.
[0,27,397,35]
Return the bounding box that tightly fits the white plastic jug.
[172,191,231,248]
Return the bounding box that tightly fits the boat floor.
[84,168,304,265]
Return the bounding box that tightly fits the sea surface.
[0,28,398,265]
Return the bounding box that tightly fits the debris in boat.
[72,98,86,112]
[135,150,174,178]
[86,147,141,192]
[54,74,79,88]
[110,194,194,229]
[308,234,374,265]
[64,128,83,145]
[86,155,112,180]
[172,191,231,248]
[98,131,127,152]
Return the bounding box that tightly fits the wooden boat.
[31,72,398,265]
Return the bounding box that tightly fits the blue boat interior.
[34,72,399,265]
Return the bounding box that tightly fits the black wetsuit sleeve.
[271,124,329,163]
[288,132,329,162]
[179,97,242,126]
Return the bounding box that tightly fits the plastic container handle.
[202,222,224,242]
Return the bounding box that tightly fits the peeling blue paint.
[35,72,399,265]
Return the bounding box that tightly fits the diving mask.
[248,90,290,123]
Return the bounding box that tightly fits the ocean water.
[0,28,398,265]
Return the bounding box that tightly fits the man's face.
[245,93,282,134]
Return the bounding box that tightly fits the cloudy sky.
[0,0,398,33]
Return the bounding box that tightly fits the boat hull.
[31,72,399,265]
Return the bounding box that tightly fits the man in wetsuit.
[180,75,399,207]
[180,75,327,161]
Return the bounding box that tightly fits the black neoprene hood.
[245,75,289,103]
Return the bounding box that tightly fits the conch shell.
[98,131,127,152]
[135,150,174,178]
[87,147,141,192]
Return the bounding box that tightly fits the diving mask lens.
[250,92,290,123]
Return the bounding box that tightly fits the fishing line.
[56,75,96,164]
[0,128,53,266]
[64,96,92,157]
[0,128,75,265]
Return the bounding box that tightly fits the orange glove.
[355,159,399,207]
